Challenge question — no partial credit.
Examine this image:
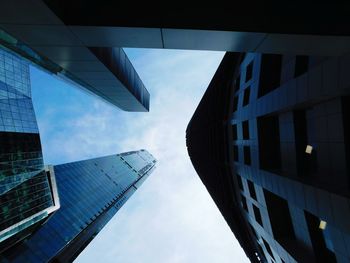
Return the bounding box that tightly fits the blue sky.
[30,49,249,263]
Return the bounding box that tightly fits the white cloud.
[32,49,249,263]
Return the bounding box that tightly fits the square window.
[249,224,258,239]
[258,54,282,98]
[232,96,239,112]
[262,238,275,260]
[242,120,250,140]
[257,115,282,173]
[264,189,296,246]
[241,194,248,212]
[253,204,263,226]
[232,125,237,140]
[235,74,241,91]
[246,62,253,82]
[294,55,309,78]
[236,174,244,191]
[304,211,337,263]
[243,87,250,106]
[244,146,251,165]
[247,180,257,200]
[233,145,239,162]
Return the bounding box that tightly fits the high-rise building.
[2,2,350,262]
[0,47,59,253]
[0,44,157,262]
[187,53,350,263]
[1,150,156,263]
[0,7,151,112]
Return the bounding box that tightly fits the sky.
[30,48,250,263]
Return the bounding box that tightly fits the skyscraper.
[0,44,157,261]
[187,52,350,263]
[0,46,59,253]
[1,150,156,263]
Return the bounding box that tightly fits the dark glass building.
[187,53,350,263]
[0,47,59,253]
[1,149,156,262]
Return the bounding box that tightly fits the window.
[258,54,282,98]
[232,95,238,112]
[293,110,317,177]
[243,87,250,106]
[232,125,237,140]
[249,223,258,239]
[236,175,244,191]
[241,194,248,212]
[304,211,337,263]
[253,204,263,226]
[246,62,253,82]
[242,120,250,140]
[235,74,241,91]
[247,180,257,200]
[294,55,309,78]
[233,145,239,162]
[264,189,295,246]
[262,238,275,260]
[257,115,282,173]
[244,146,251,165]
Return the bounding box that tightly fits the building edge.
[186,52,262,263]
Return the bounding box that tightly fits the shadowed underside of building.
[2,2,350,113]
[187,52,350,263]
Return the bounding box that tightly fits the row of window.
[232,87,250,112]
[232,120,250,140]
[233,145,251,165]
[232,111,315,178]
[237,170,337,263]
[238,175,288,262]
[233,55,310,113]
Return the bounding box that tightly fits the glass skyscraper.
[0,45,157,262]
[1,150,156,262]
[0,47,59,253]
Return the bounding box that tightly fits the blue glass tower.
[0,45,157,262]
[0,46,59,253]
[1,150,156,263]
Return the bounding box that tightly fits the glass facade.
[0,150,156,262]
[88,47,150,111]
[0,46,58,252]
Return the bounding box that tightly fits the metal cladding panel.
[69,26,163,48]
[0,25,82,46]
[255,34,350,56]
[162,29,266,52]
[0,0,62,25]
[31,46,97,61]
